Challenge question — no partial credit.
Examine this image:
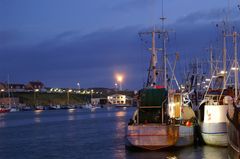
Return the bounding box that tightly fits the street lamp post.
[34,89,39,106]
[90,89,93,104]
[77,82,80,90]
[67,89,72,105]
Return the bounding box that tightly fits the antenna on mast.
[227,0,230,22]
[160,0,166,30]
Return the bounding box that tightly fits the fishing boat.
[198,29,239,146]
[35,105,45,110]
[168,91,196,147]
[49,105,61,110]
[0,105,10,113]
[199,88,233,146]
[10,106,19,112]
[126,29,180,150]
[227,103,240,159]
[126,87,179,150]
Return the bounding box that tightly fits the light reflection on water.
[201,146,228,159]
[115,111,126,117]
[34,110,43,123]
[67,109,76,121]
[68,115,75,121]
[34,117,41,123]
[68,109,75,113]
[0,120,5,128]
[166,156,177,159]
[34,110,43,115]
[0,114,6,128]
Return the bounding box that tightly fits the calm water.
[0,108,227,159]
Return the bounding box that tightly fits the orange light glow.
[116,74,124,82]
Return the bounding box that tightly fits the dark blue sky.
[0,0,240,90]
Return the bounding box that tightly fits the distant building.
[26,81,44,91]
[0,83,25,92]
[107,94,133,105]
[91,98,108,105]
[9,84,25,92]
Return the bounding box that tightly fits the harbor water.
[0,108,227,159]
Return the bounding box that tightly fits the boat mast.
[160,0,167,89]
[206,45,214,88]
[233,32,238,101]
[139,30,161,87]
[223,31,227,89]
[210,46,214,88]
[152,31,157,86]
[7,75,11,107]
[163,32,167,88]
[139,0,169,88]
[222,0,231,89]
[209,45,213,77]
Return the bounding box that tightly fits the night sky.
[0,0,240,90]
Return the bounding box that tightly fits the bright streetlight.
[114,83,118,89]
[115,73,124,91]
[77,82,80,90]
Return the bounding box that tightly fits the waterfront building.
[9,84,25,92]
[25,81,45,91]
[107,94,133,105]
[91,98,108,105]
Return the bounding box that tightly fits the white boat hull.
[126,124,179,150]
[202,132,227,146]
[201,104,228,146]
[201,122,228,146]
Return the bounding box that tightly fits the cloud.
[176,8,240,24]
[1,9,239,89]
[111,0,155,11]
[0,30,21,46]
[0,26,146,89]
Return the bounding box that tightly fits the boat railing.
[204,95,220,105]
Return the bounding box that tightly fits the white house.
[107,94,133,105]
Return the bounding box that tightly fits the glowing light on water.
[34,110,43,115]
[68,109,75,113]
[34,117,41,123]
[68,115,75,121]
[166,156,177,159]
[0,121,6,128]
[115,111,126,117]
